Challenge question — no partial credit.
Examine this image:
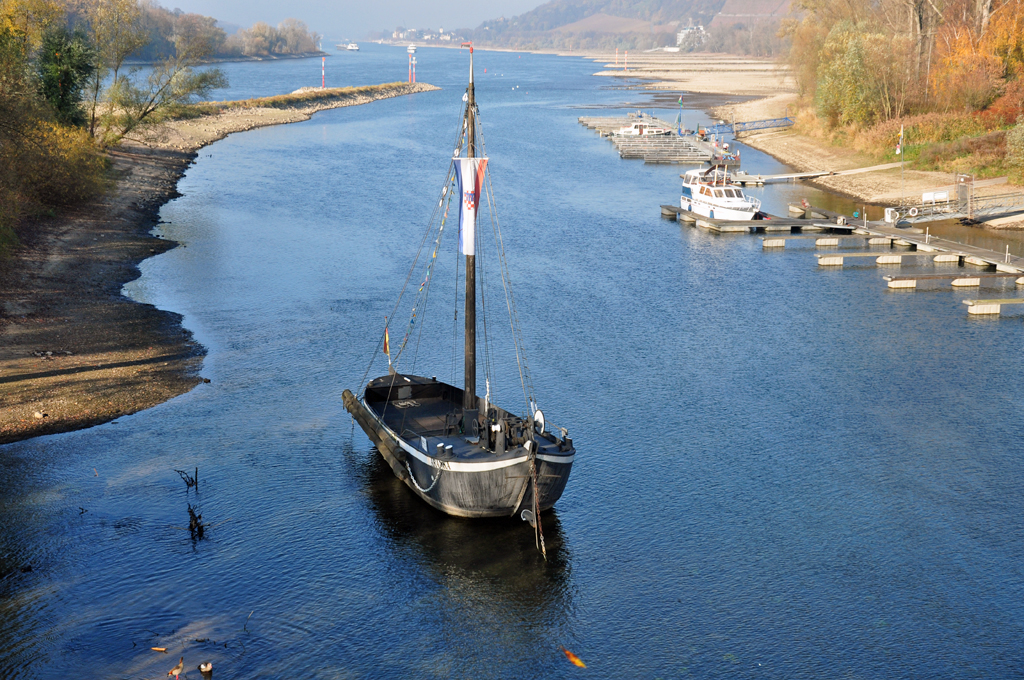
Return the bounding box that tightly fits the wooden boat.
[343,44,575,554]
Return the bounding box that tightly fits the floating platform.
[884,273,1024,289]
[661,205,848,233]
[660,199,1024,317]
[580,115,736,165]
[963,298,1024,315]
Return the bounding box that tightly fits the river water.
[2,45,1024,679]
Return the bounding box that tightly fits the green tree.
[36,25,95,126]
[816,21,871,126]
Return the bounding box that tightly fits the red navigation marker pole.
[321,57,325,89]
[407,44,416,83]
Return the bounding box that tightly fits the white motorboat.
[614,121,672,137]
[680,166,761,220]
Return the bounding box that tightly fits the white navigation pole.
[897,124,905,207]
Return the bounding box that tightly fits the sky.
[163,0,546,38]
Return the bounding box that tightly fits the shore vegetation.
[785,0,1024,183]
[0,0,323,257]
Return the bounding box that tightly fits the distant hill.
[553,12,681,34]
[466,0,727,50]
[710,0,790,27]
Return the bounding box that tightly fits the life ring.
[533,409,545,436]
[908,207,919,217]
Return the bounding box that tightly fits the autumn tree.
[981,0,1024,76]
[0,0,65,49]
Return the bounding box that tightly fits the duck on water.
[343,44,575,553]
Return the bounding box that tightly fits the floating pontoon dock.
[579,114,736,165]
[661,201,1024,317]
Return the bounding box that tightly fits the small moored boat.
[614,120,672,137]
[680,165,761,220]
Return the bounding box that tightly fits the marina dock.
[661,202,1024,316]
[579,114,736,165]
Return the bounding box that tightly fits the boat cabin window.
[714,189,724,198]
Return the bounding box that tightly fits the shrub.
[1008,116,1024,182]
[856,112,989,157]
[19,122,108,205]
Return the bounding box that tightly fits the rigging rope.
[358,100,469,392]
[476,108,536,417]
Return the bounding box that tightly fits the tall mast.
[463,44,477,414]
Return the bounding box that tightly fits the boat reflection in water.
[360,449,574,620]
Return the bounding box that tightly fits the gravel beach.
[0,82,438,445]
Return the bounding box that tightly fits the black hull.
[343,376,574,519]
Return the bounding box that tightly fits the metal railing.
[701,117,795,136]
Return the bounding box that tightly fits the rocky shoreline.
[0,82,439,445]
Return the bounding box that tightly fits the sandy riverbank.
[0,82,439,445]
[572,50,795,96]
[709,94,1020,214]
[555,49,1018,212]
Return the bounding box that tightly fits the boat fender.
[908,207,919,217]
[533,409,545,436]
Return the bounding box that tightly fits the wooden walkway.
[730,162,902,186]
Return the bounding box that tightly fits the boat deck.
[380,395,454,439]
[364,373,571,461]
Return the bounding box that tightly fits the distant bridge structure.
[701,117,795,136]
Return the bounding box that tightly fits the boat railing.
[746,195,762,212]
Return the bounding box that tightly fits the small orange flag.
[561,646,586,668]
[383,320,390,358]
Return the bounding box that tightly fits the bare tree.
[100,15,226,145]
[86,0,148,136]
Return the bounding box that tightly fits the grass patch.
[915,130,1010,177]
[146,82,425,122]
[790,97,1021,183]
[216,82,415,111]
